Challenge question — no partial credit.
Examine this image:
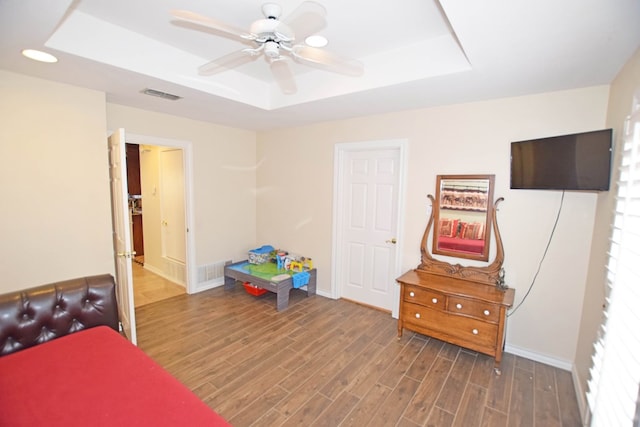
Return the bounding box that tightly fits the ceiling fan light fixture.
[171,2,362,94]
[305,35,328,48]
[22,49,58,63]
[264,41,280,58]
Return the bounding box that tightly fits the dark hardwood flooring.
[135,284,582,427]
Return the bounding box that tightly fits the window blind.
[587,94,640,426]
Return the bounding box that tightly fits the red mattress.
[437,236,485,254]
[0,326,230,426]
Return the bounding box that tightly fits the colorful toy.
[274,252,313,272]
[289,261,304,272]
[276,251,287,269]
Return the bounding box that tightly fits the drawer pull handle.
[456,303,463,309]
[472,329,479,335]
[432,298,438,304]
[484,309,490,316]
[415,313,421,319]
[409,291,415,297]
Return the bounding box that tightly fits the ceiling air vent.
[141,88,182,101]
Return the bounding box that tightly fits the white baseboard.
[192,278,225,293]
[190,281,334,296]
[142,263,186,289]
[504,343,573,371]
[571,365,589,426]
[316,289,334,299]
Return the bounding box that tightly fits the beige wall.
[138,144,163,273]
[1,61,626,376]
[106,104,257,269]
[258,86,609,365]
[0,70,114,292]
[0,70,258,294]
[574,47,640,415]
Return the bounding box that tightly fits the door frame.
[124,132,197,295]
[331,139,408,319]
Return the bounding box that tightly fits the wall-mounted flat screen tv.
[510,129,613,191]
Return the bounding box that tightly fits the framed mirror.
[432,174,495,261]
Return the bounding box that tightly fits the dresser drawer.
[402,284,445,310]
[401,302,499,351]
[447,296,500,323]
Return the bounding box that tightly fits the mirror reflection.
[432,174,494,261]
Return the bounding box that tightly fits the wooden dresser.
[403,188,514,369]
[397,269,514,367]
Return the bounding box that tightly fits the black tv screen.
[510,129,613,191]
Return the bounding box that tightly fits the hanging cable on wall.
[508,190,565,317]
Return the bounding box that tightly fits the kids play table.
[224,260,317,311]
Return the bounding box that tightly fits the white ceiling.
[1,0,639,131]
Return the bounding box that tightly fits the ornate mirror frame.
[419,179,504,287]
[432,174,495,262]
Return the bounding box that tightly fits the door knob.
[386,238,397,244]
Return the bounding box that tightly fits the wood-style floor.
[132,262,185,308]
[135,284,582,427]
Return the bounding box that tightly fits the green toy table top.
[229,261,294,281]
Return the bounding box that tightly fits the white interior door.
[335,143,404,312]
[159,149,186,264]
[108,128,137,344]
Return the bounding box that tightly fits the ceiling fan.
[170,1,364,94]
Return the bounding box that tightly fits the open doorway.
[125,141,188,307]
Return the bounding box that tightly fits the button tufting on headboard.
[0,274,119,356]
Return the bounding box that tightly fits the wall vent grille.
[163,258,186,285]
[197,260,230,284]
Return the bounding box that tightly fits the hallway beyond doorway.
[133,262,185,307]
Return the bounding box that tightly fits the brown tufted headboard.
[0,274,119,356]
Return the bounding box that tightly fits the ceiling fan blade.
[171,9,254,41]
[198,50,256,75]
[281,1,327,41]
[270,60,297,94]
[290,45,364,77]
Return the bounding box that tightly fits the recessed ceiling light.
[22,49,58,63]
[305,35,328,48]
